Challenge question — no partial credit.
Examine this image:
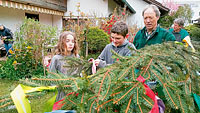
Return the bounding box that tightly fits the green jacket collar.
[141,24,160,33]
[141,25,160,40]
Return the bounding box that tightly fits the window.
[25,13,39,21]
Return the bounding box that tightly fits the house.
[65,0,169,27]
[193,17,200,26]
[161,0,200,24]
[0,0,67,32]
[0,0,169,32]
[177,0,200,24]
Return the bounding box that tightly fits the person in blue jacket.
[0,24,13,56]
[169,18,190,42]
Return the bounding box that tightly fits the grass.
[0,79,55,113]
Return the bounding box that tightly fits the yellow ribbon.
[10,84,56,113]
[182,36,196,52]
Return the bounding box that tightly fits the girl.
[49,31,79,101]
[49,31,79,75]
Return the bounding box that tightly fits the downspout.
[52,14,54,27]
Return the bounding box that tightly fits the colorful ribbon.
[10,84,57,113]
[88,58,96,74]
[53,92,79,110]
[136,75,159,113]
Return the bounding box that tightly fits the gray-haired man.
[133,5,176,49]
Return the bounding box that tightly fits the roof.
[143,0,170,16]
[9,0,67,12]
[194,17,200,24]
[0,0,64,16]
[113,0,169,16]
[113,0,136,14]
[194,17,200,21]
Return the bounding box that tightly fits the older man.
[133,5,176,49]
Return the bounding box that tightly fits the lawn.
[0,79,55,113]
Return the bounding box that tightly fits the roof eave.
[143,0,170,16]
[113,0,136,14]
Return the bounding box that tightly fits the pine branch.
[1,41,198,112]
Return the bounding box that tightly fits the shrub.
[0,18,58,80]
[85,27,109,55]
[185,25,200,41]
[184,24,197,33]
[15,18,58,64]
[190,27,200,41]
[0,53,44,80]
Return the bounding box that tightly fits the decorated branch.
[0,41,200,113]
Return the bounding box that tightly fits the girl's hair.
[55,31,78,56]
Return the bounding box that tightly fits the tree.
[159,4,193,28]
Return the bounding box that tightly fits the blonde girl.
[49,31,79,75]
[49,31,80,102]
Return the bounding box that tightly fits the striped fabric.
[0,0,64,16]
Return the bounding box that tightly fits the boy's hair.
[56,31,79,56]
[111,21,128,38]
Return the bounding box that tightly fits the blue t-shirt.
[169,28,189,42]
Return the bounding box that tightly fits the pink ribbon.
[89,58,96,74]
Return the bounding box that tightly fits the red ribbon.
[136,75,159,113]
[52,98,65,110]
[53,76,159,112]
[53,92,79,110]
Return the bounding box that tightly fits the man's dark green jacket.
[133,25,176,49]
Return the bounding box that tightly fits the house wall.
[65,0,150,28]
[52,15,63,31]
[191,3,200,20]
[126,0,148,28]
[176,1,200,21]
[107,0,147,28]
[0,6,63,33]
[0,7,24,32]
[39,13,63,31]
[108,0,118,16]
[65,0,109,17]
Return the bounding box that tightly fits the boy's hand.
[94,59,101,66]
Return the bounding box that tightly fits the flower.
[9,49,13,54]
[15,49,21,51]
[26,46,32,49]
[80,12,85,16]
[76,2,80,7]
[126,33,129,38]
[13,61,17,65]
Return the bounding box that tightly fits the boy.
[95,21,136,68]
